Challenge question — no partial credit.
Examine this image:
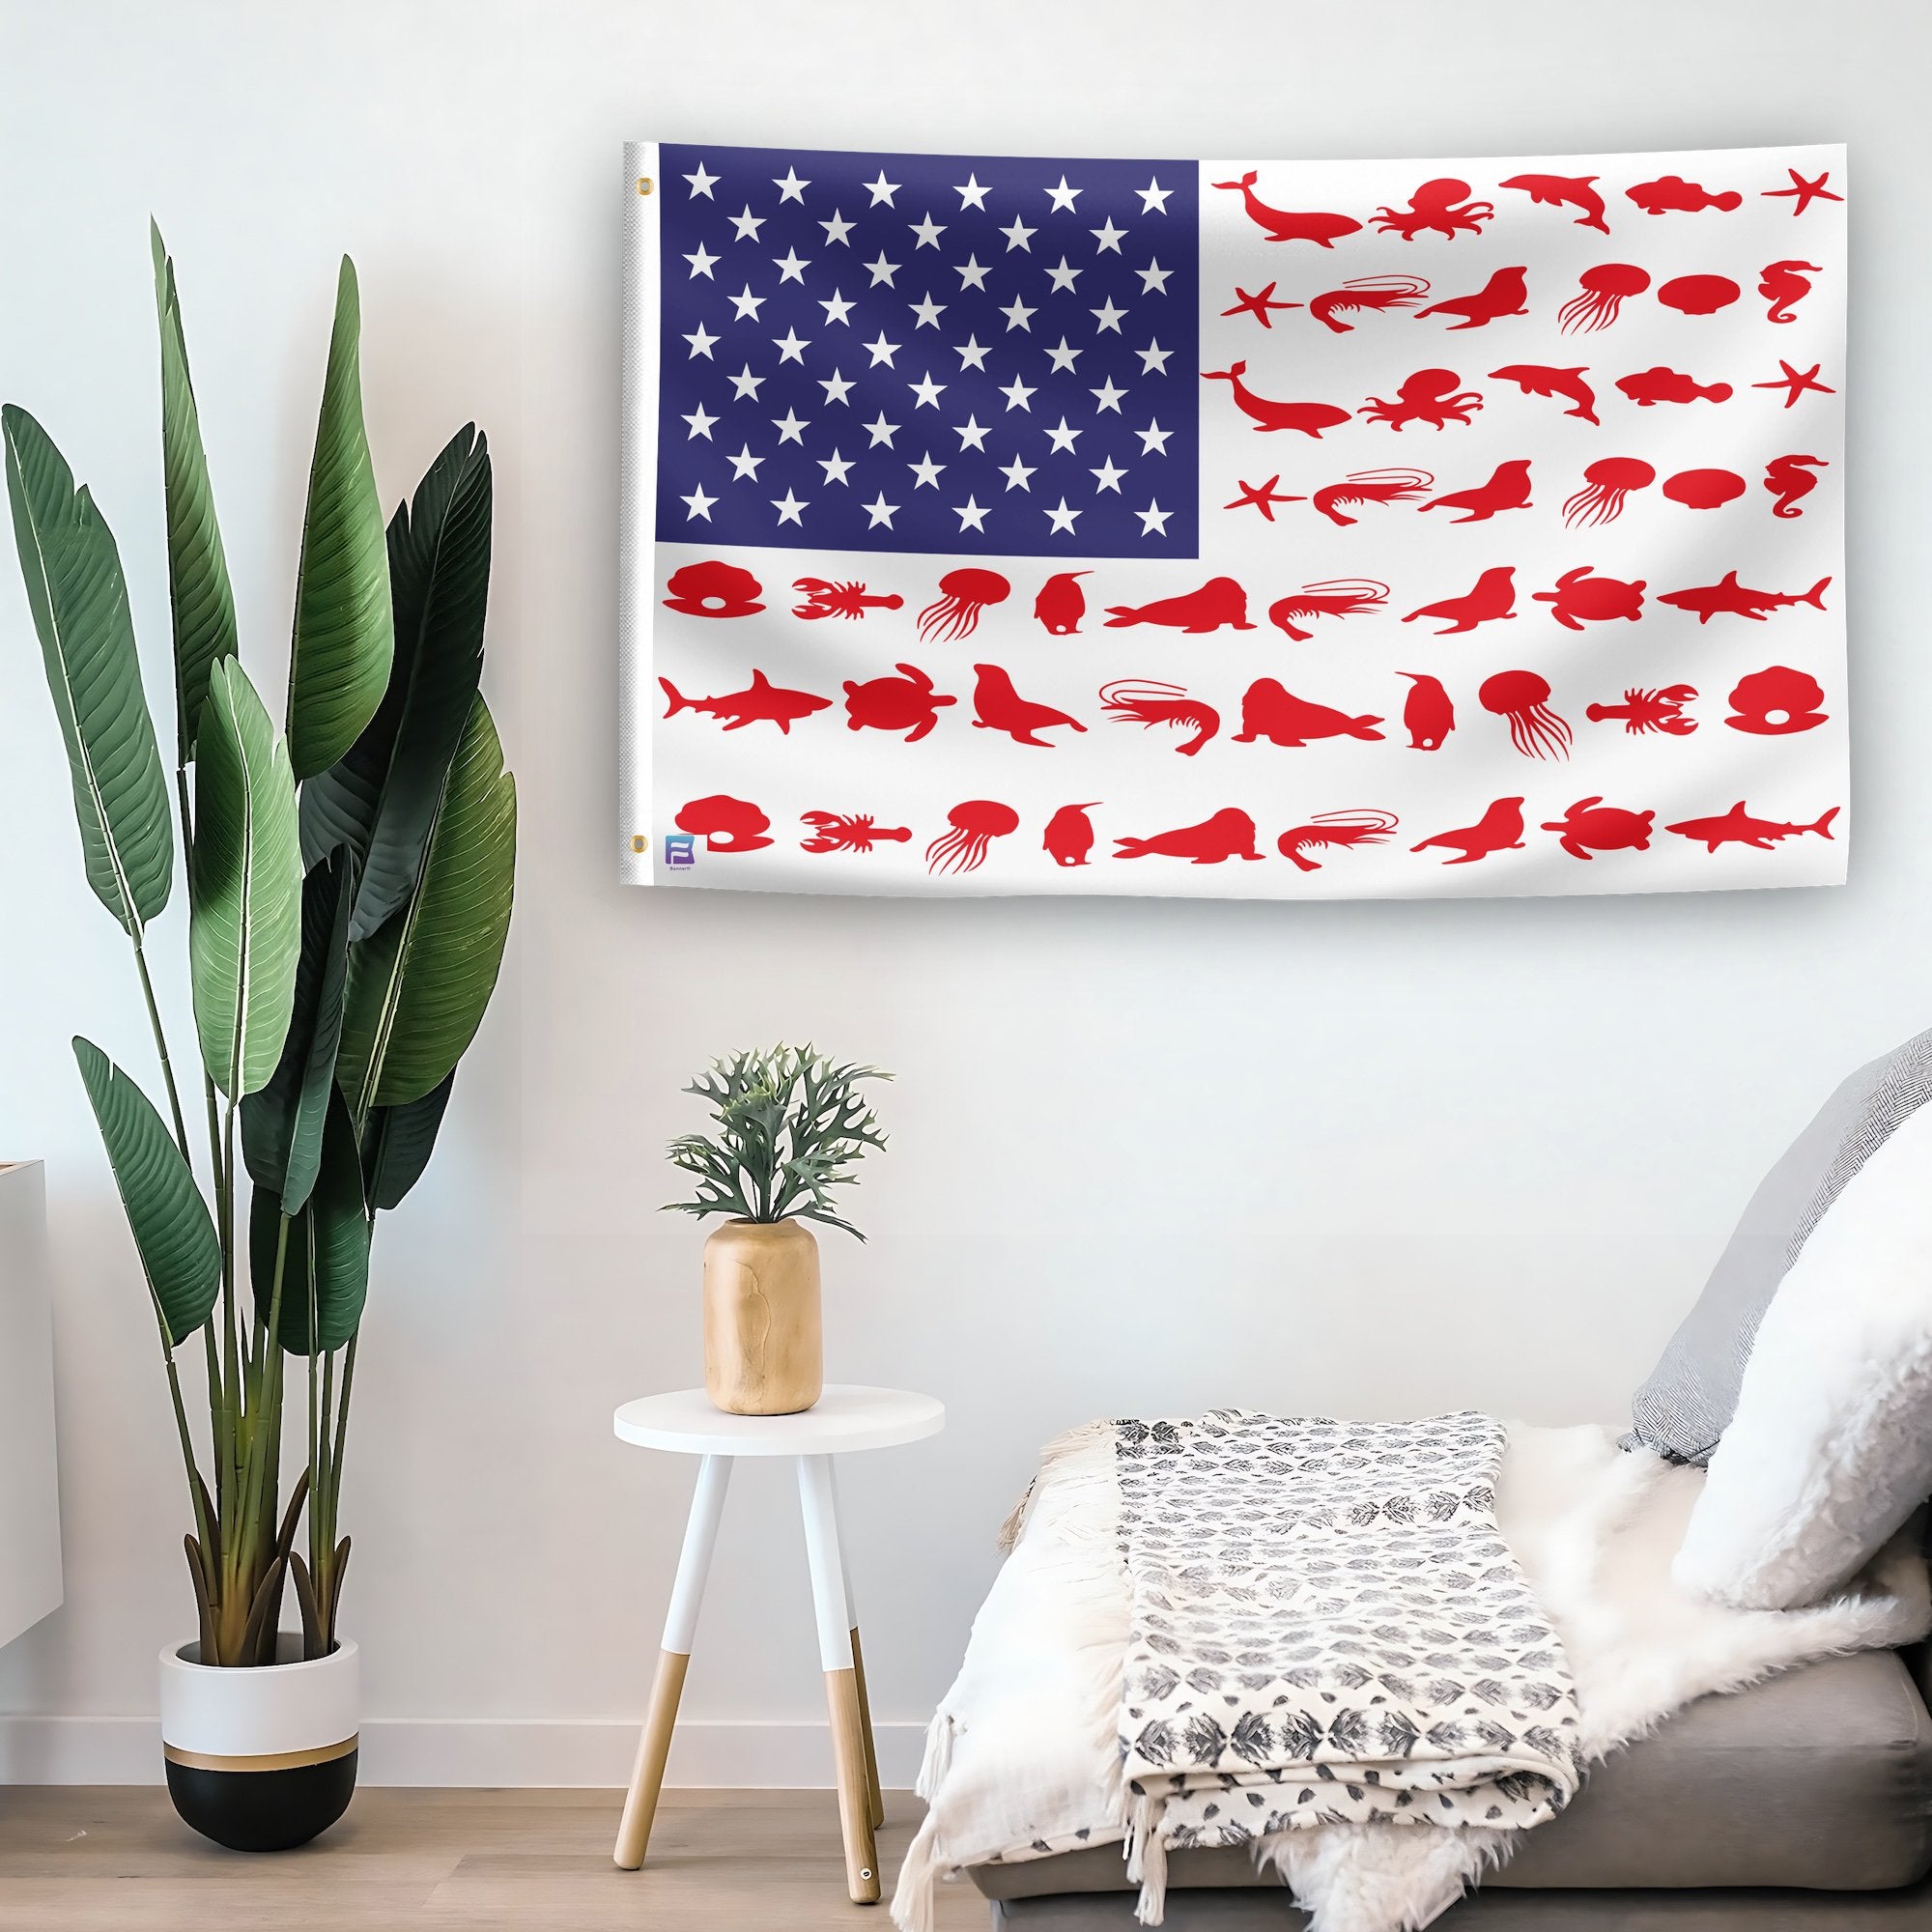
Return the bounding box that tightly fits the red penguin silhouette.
[1403,567,1518,635]
[1034,571,1090,636]
[1414,267,1530,330]
[1410,797,1526,866]
[1113,809,1264,864]
[970,665,1087,748]
[1419,461,1533,524]
[1400,672,1455,750]
[1043,803,1101,867]
[1103,577,1253,633]
[1233,681,1384,747]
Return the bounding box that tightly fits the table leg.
[613,1454,732,1870]
[828,1461,885,1830]
[797,1454,881,1904]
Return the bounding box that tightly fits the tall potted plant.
[3,227,515,1851]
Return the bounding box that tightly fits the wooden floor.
[0,1786,986,1930]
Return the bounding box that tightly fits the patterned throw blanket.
[1114,1411,1583,1915]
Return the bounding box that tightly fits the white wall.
[1,0,1928,1786]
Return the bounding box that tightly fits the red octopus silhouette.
[1114,809,1263,864]
[919,568,1009,642]
[1558,265,1650,333]
[1420,460,1532,524]
[1411,797,1526,866]
[1404,566,1517,636]
[1211,172,1363,246]
[1278,810,1400,871]
[1533,567,1644,631]
[1664,469,1746,510]
[1307,275,1431,334]
[1626,176,1742,215]
[1725,667,1827,735]
[799,812,913,854]
[1267,580,1389,640]
[926,801,1019,875]
[1415,268,1529,330]
[1499,173,1609,235]
[1765,454,1827,519]
[1202,363,1352,437]
[1481,670,1572,759]
[1658,274,1741,316]
[1043,804,1100,867]
[1759,260,1821,325]
[1562,459,1655,527]
[1311,469,1433,526]
[1586,685,1697,736]
[1371,178,1494,240]
[674,795,772,852]
[1360,368,1484,430]
[1489,364,1599,424]
[970,665,1086,748]
[1098,680,1220,756]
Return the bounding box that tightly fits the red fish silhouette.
[1114,809,1263,864]
[1764,454,1827,519]
[1404,566,1518,636]
[1617,367,1732,407]
[1420,460,1532,524]
[1658,572,1831,624]
[1725,666,1828,735]
[1104,577,1253,633]
[1758,259,1821,325]
[1043,803,1101,867]
[1414,267,1529,330]
[1034,571,1090,635]
[1211,172,1362,246]
[971,665,1087,748]
[1202,363,1352,437]
[1533,567,1644,631]
[841,663,956,741]
[663,559,765,618]
[1400,672,1455,750]
[1499,173,1610,235]
[1626,176,1743,214]
[1278,809,1400,871]
[659,669,831,733]
[1665,802,1839,852]
[673,795,772,853]
[1232,680,1384,747]
[1489,363,1599,424]
[798,812,913,854]
[1411,797,1526,866]
[1541,798,1657,859]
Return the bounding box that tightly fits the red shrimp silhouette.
[1617,367,1732,407]
[1759,260,1821,325]
[1414,268,1529,330]
[1481,670,1572,758]
[1307,275,1431,334]
[1562,458,1654,527]
[1202,363,1352,437]
[1626,176,1743,215]
[1411,797,1526,866]
[842,664,956,741]
[674,795,772,852]
[1043,803,1101,867]
[1311,469,1433,526]
[1404,566,1517,636]
[1533,568,1644,631]
[1113,809,1263,864]
[663,559,764,618]
[919,568,1009,642]
[1658,274,1741,315]
[1724,666,1828,735]
[1211,172,1362,246]
[1278,810,1400,871]
[1542,799,1658,860]
[1371,178,1494,240]
[971,665,1086,748]
[1420,459,1532,524]
[1499,173,1610,235]
[792,579,903,620]
[1764,454,1827,519]
[1360,368,1484,430]
[1033,571,1090,635]
[1219,282,1303,327]
[1400,673,1455,750]
[1233,681,1384,747]
[799,812,913,854]
[1489,363,1599,424]
[1105,577,1253,633]
[1098,680,1219,755]
[1663,469,1746,510]
[1559,265,1650,333]
[1267,581,1389,640]
[1586,685,1697,736]
[925,800,1020,875]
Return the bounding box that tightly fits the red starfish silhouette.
[1224,475,1304,521]
[1752,359,1835,409]
[1219,282,1302,328]
[1763,168,1843,216]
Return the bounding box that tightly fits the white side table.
[611,1383,945,1903]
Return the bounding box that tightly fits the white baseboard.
[0,1715,927,1788]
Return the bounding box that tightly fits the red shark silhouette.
[1104,578,1253,633]
[1489,363,1599,424]
[1202,363,1352,437]
[1404,566,1518,635]
[1626,176,1743,214]
[1414,268,1530,330]
[1211,172,1362,246]
[1411,797,1526,866]
[1420,460,1532,524]
[1659,573,1831,624]
[1043,803,1101,867]
[1499,173,1610,234]
[659,669,831,733]
[1232,680,1384,747]
[1665,803,1839,852]
[970,665,1087,748]
[1113,809,1263,864]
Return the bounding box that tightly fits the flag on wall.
[618,140,1846,899]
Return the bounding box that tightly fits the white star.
[680,485,716,521]
[772,408,810,444]
[908,370,948,409]
[1044,416,1081,453]
[999,375,1036,412]
[773,167,810,204]
[773,327,810,364]
[954,173,990,211]
[772,247,810,284]
[1044,497,1082,533]
[682,404,717,440]
[909,292,947,328]
[953,413,991,451]
[953,496,990,532]
[818,288,856,326]
[727,363,763,399]
[726,444,763,479]
[727,284,765,321]
[1136,178,1173,214]
[864,330,900,367]
[1000,215,1036,251]
[1000,454,1036,491]
[1000,296,1036,331]
[1090,217,1127,253]
[864,171,899,207]
[1137,259,1173,295]
[819,210,855,245]
[1089,456,1127,493]
[817,448,855,486]
[727,205,765,242]
[1090,298,1126,333]
[909,213,947,249]
[683,323,719,358]
[953,333,991,371]
[683,243,719,279]
[908,450,946,488]
[1043,336,1081,373]
[771,488,808,526]
[818,367,855,405]
[954,254,991,291]
[1136,339,1173,375]
[1090,378,1127,412]
[865,251,900,287]
[1135,500,1173,536]
[682,162,719,199]
[1135,419,1173,456]
[864,412,899,447]
[1044,257,1081,293]
[1044,176,1081,213]
[863,492,898,528]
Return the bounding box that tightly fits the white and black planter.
[158,1635,358,1852]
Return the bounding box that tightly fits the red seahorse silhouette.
[1211,172,1362,246]
[1764,454,1827,519]
[1759,260,1821,325]
[1499,173,1610,235]
[1202,363,1352,437]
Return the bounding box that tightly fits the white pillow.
[1673,1098,1932,1609]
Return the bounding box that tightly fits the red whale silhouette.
[1114,809,1263,864]
[1232,680,1384,747]
[1104,577,1254,633]
[1211,172,1362,246]
[1404,566,1518,635]
[970,665,1087,748]
[1202,362,1353,437]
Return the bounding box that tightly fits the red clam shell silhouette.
[663,559,765,618]
[1657,274,1741,316]
[1663,469,1747,509]
[1724,666,1828,736]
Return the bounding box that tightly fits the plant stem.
[129,937,190,1168]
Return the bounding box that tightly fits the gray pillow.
[1625,1025,1932,1463]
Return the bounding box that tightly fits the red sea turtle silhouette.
[1541,798,1657,860]
[663,559,764,618]
[842,664,957,741]
[1533,567,1645,631]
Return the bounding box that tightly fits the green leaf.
[72,1037,219,1348]
[250,1088,369,1355]
[338,695,515,1113]
[300,425,491,940]
[3,405,174,936]
[242,848,355,1212]
[189,658,302,1098]
[151,223,238,763]
[360,1070,455,1211]
[287,258,392,781]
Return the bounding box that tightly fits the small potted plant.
[665,1046,889,1415]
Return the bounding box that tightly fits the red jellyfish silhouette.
[1724,667,1828,735]
[1359,368,1484,429]
[1043,803,1101,867]
[1760,260,1821,325]
[1370,178,1495,240]
[1033,571,1090,635]
[1113,809,1263,864]
[1306,275,1431,333]
[925,800,1020,875]
[971,665,1087,748]
[799,812,913,854]
[674,795,773,852]
[1658,273,1741,316]
[1421,459,1533,524]
[663,559,765,617]
[1414,267,1530,330]
[1764,454,1827,518]
[1403,566,1517,636]
[919,568,1009,642]
[1663,468,1747,510]
[1278,810,1400,871]
[1098,680,1220,756]
[1499,173,1610,235]
[1267,580,1389,640]
[1399,673,1455,750]
[1558,265,1650,334]
[1411,797,1526,866]
[1481,670,1573,759]
[1562,458,1656,528]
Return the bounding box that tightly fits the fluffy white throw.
[894,1421,1930,1932]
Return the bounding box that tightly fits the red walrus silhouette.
[1411,797,1527,866]
[1414,267,1530,330]
[1043,803,1101,867]
[1033,571,1090,635]
[1233,680,1384,747]
[1404,566,1518,635]
[1211,172,1363,246]
[1114,809,1263,864]
[970,665,1087,748]
[1420,460,1533,524]
[1104,577,1254,633]
[1400,672,1456,750]
[1201,363,1353,437]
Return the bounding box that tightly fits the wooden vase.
[702,1218,823,1415]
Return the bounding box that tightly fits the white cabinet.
[0,1162,62,1648]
